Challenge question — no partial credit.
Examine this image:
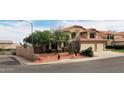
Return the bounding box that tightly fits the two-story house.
[63,25,107,51]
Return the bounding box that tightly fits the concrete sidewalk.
[25,51,124,65]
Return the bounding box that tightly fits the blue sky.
[33,20,124,31]
[0,20,124,44]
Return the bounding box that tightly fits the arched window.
[90,33,95,38]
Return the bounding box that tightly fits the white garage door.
[80,44,95,51]
[97,43,104,51]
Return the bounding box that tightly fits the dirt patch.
[33,53,87,63]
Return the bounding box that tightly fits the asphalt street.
[0,57,20,65]
[0,56,124,73]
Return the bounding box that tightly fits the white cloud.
[0,21,44,44]
[0,22,30,44]
[59,20,124,32]
[0,21,52,44]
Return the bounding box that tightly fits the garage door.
[80,44,95,51]
[97,43,104,51]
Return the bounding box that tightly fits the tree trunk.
[42,45,46,53]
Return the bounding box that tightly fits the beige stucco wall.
[80,32,87,39]
[106,39,113,46]
[16,46,34,60]
[80,42,106,51]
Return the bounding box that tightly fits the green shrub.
[0,48,4,51]
[0,48,15,51]
[0,48,8,51]
[5,49,12,51]
[106,45,124,49]
[46,49,53,53]
[80,47,94,57]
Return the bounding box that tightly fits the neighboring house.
[63,25,107,51]
[101,31,124,46]
[0,40,19,49]
[112,32,124,46]
[4,43,19,49]
[100,31,115,46]
[0,40,13,49]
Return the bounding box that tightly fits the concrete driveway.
[94,51,124,58]
[0,55,20,65]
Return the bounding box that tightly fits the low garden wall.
[16,46,34,60]
[0,51,12,55]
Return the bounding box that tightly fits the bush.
[0,48,13,51]
[5,49,12,51]
[80,47,94,57]
[106,45,124,49]
[46,49,53,53]
[0,48,4,51]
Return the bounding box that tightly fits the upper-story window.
[90,32,96,38]
[107,35,114,39]
[107,35,110,39]
[79,32,87,39]
[80,32,83,37]
[71,32,76,38]
[110,35,114,39]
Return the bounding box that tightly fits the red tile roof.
[100,31,114,35]
[80,39,107,42]
[63,25,86,32]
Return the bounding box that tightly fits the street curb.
[25,55,124,66]
[11,56,32,65]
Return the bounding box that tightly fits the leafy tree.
[23,30,54,53]
[23,29,70,53]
